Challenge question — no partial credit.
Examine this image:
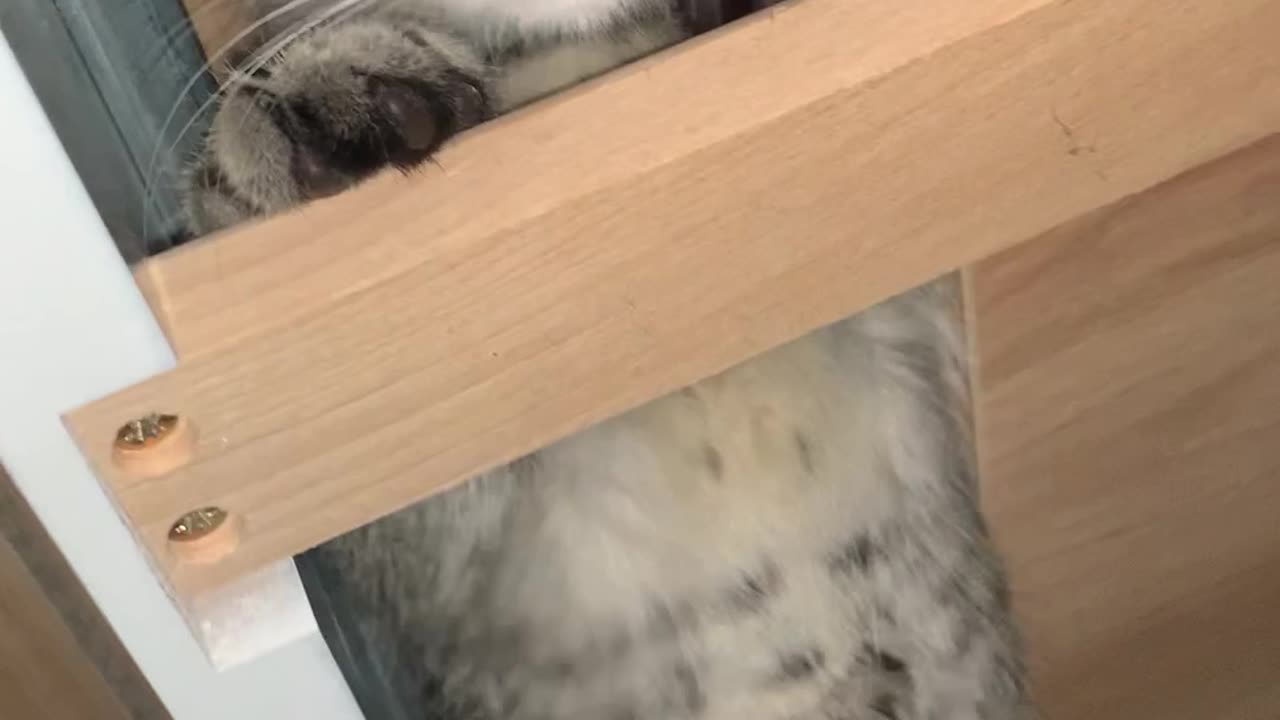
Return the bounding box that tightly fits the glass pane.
[2,0,213,262]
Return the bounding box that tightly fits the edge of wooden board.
[69,0,1280,597]
[136,0,1055,360]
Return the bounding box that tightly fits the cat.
[183,2,1034,718]
[184,0,687,233]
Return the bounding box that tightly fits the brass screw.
[115,413,180,449]
[169,507,229,542]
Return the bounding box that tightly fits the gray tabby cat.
[184,1,1034,718]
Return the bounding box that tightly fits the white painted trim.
[0,31,363,720]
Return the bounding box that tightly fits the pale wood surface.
[65,0,1280,597]
[976,136,1280,720]
[144,0,1055,360]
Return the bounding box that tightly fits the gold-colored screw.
[169,507,229,542]
[115,413,180,449]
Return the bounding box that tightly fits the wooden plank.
[975,136,1280,720]
[65,0,1280,597]
[0,466,170,720]
[142,0,1055,359]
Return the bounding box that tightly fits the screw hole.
[110,413,196,478]
[115,413,179,449]
[169,507,228,542]
[167,507,239,564]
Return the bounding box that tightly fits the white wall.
[0,31,363,720]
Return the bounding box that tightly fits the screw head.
[110,413,196,479]
[169,507,228,542]
[115,413,180,449]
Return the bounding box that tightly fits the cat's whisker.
[138,0,237,70]
[228,0,370,86]
[141,0,368,246]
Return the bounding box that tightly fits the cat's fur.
[184,2,1033,718]
[186,0,684,233]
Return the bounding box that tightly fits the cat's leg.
[184,16,492,235]
[834,528,1032,720]
[824,283,1034,720]
[184,10,685,237]
[306,465,530,720]
[494,20,685,109]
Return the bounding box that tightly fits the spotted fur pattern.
[184,2,1034,718]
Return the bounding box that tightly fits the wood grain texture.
[975,136,1280,720]
[0,466,170,720]
[143,0,1054,360]
[65,0,1280,597]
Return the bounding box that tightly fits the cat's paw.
[184,19,491,235]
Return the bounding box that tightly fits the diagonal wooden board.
[65,0,1280,597]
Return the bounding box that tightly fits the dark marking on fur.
[1001,653,1029,696]
[194,158,244,207]
[870,692,900,719]
[530,625,638,684]
[649,603,680,641]
[234,81,276,105]
[775,649,825,682]
[701,443,724,481]
[601,626,636,664]
[862,644,908,675]
[543,657,577,681]
[829,534,881,575]
[401,27,433,49]
[509,453,544,484]
[875,601,900,628]
[673,660,706,714]
[196,159,226,192]
[952,615,978,658]
[262,68,491,198]
[190,156,264,219]
[994,575,1014,614]
[161,227,195,250]
[937,576,981,657]
[725,562,782,614]
[793,431,816,474]
[647,601,698,644]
